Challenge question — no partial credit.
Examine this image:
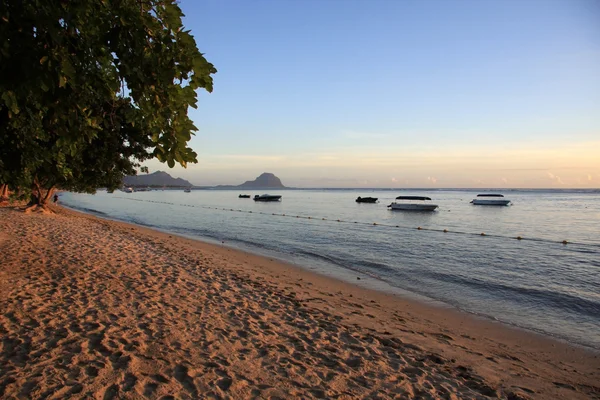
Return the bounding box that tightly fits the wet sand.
[0,205,598,399]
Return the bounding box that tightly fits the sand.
[0,205,598,399]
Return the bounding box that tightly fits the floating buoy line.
[111,196,597,248]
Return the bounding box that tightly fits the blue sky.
[146,0,600,187]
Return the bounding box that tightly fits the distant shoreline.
[118,186,600,192]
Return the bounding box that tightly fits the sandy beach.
[0,205,598,399]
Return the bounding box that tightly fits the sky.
[144,0,600,188]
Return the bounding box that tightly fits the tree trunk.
[0,184,9,203]
[25,181,55,213]
[41,186,55,206]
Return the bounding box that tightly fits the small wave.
[124,218,159,229]
[82,207,107,216]
[294,249,348,268]
[172,227,274,254]
[62,203,107,216]
[293,249,404,284]
[351,259,401,277]
[419,270,600,319]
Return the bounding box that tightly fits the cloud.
[497,168,549,171]
[547,172,564,185]
[317,155,339,161]
[216,155,285,162]
[427,176,437,184]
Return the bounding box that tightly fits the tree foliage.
[0,0,216,206]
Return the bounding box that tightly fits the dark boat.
[356,196,378,203]
[239,194,251,198]
[253,194,282,202]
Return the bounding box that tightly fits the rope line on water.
[110,196,598,248]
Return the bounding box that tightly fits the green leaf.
[61,59,76,78]
[1,91,19,114]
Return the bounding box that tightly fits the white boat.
[122,187,133,193]
[388,196,438,211]
[253,194,282,202]
[471,194,511,206]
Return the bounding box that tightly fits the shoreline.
[61,203,448,304]
[62,204,600,353]
[1,204,598,399]
[61,202,599,353]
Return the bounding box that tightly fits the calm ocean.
[60,189,600,350]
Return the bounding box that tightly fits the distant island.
[237,172,285,189]
[212,172,286,189]
[123,171,193,188]
[122,171,286,190]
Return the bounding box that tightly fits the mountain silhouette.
[237,173,285,188]
[123,171,193,187]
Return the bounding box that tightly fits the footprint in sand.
[121,372,137,392]
[101,384,119,400]
[142,381,158,397]
[173,364,198,395]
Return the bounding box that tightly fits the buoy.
[322,218,326,220]
[356,277,361,280]
[417,227,422,230]
[481,232,485,236]
[396,225,399,228]
[517,236,522,240]
[337,219,341,222]
[373,223,377,225]
[282,214,285,216]
[308,217,311,219]
[443,229,448,233]
[562,240,568,245]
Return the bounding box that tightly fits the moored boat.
[471,194,511,206]
[388,196,438,211]
[239,194,251,198]
[184,187,191,193]
[253,194,282,202]
[356,196,378,203]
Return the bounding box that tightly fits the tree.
[0,0,216,209]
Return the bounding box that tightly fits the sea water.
[60,189,600,350]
